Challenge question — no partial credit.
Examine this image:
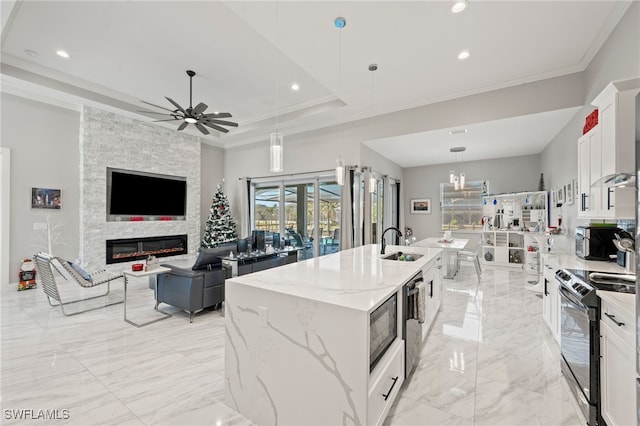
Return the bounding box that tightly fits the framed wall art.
[565,182,574,205]
[31,187,61,209]
[410,198,431,214]
[556,186,565,204]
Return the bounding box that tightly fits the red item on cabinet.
[582,109,598,134]
[131,263,144,271]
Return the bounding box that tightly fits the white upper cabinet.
[577,78,639,219]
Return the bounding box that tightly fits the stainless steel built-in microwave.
[369,293,397,372]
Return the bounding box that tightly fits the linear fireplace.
[106,234,188,264]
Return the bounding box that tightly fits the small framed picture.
[31,187,61,209]
[556,186,565,204]
[573,179,579,198]
[551,189,557,205]
[410,198,431,214]
[565,182,574,205]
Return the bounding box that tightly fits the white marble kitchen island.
[224,244,442,426]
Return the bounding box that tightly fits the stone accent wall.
[80,107,201,271]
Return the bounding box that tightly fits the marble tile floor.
[1,264,584,425]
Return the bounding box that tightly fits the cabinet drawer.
[368,339,404,426]
[601,298,635,344]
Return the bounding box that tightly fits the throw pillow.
[68,261,93,283]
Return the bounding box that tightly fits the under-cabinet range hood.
[591,172,636,188]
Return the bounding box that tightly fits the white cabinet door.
[600,320,635,426]
[582,80,639,219]
[422,258,442,332]
[542,259,560,343]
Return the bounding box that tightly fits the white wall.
[403,154,542,240]
[0,93,81,283]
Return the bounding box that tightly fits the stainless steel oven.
[556,269,600,426]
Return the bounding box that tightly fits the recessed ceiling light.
[451,0,468,13]
[56,49,70,59]
[291,83,300,91]
[458,50,470,60]
[24,49,38,57]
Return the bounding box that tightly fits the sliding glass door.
[253,178,340,259]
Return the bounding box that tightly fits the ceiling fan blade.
[165,97,186,114]
[203,112,232,119]
[153,118,180,122]
[141,100,177,113]
[177,121,189,131]
[138,110,173,115]
[202,121,230,133]
[192,102,208,115]
[195,123,210,135]
[202,118,238,127]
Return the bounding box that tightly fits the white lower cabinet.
[368,339,404,426]
[542,256,560,343]
[600,297,636,426]
[422,255,442,335]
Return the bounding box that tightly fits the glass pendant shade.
[449,171,455,184]
[270,132,283,172]
[453,175,460,190]
[460,172,465,189]
[335,158,345,186]
[369,176,376,193]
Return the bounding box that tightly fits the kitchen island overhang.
[224,244,442,425]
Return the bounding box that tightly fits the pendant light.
[367,64,378,194]
[335,157,345,186]
[449,146,466,190]
[270,132,283,172]
[270,1,283,172]
[334,17,346,185]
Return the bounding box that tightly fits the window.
[440,180,486,231]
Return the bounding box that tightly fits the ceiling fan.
[139,70,238,135]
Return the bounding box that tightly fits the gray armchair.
[155,243,235,322]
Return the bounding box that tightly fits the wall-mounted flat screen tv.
[107,168,187,221]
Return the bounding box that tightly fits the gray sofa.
[154,243,236,322]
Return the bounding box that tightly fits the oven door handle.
[558,286,589,313]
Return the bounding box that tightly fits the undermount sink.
[381,252,423,261]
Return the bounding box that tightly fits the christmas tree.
[201,183,238,248]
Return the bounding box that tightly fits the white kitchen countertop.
[544,253,631,274]
[225,244,442,313]
[598,290,636,317]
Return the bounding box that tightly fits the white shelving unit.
[481,191,548,273]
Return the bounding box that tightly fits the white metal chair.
[33,252,124,316]
[455,238,482,282]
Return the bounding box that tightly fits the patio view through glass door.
[253,179,341,259]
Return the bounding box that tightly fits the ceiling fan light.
[270,132,284,173]
[184,117,197,124]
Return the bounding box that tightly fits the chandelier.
[449,146,466,190]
